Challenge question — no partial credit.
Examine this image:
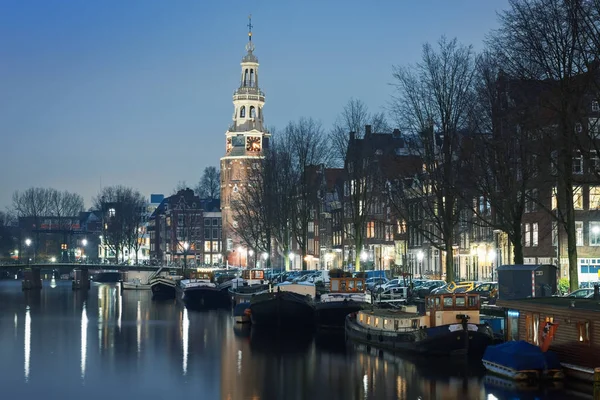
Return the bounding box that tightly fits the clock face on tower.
[246,136,261,152]
[226,138,232,153]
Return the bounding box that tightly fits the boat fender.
[367,333,372,341]
[378,335,383,342]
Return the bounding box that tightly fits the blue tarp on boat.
[483,341,548,371]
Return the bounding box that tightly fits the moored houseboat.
[150,276,179,299]
[177,269,231,309]
[497,294,600,382]
[249,282,316,329]
[345,293,494,357]
[229,269,269,305]
[315,276,372,331]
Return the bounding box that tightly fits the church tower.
[220,16,270,267]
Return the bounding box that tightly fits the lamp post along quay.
[183,241,189,275]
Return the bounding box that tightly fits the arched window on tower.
[250,106,256,118]
[240,106,246,118]
[258,107,261,119]
[243,69,249,86]
[250,69,254,86]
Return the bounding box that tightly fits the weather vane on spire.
[245,14,255,53]
[247,14,253,41]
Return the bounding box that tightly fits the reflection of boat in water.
[483,374,565,399]
[352,342,486,380]
[315,276,372,331]
[233,323,251,339]
[249,326,314,355]
[233,302,251,323]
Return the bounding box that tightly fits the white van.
[311,270,330,285]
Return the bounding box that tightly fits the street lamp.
[417,250,424,277]
[25,238,32,266]
[289,252,295,270]
[237,246,244,268]
[183,242,189,273]
[248,249,254,269]
[81,238,88,264]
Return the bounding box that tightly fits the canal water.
[0,280,587,400]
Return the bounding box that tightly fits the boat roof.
[360,309,420,318]
[278,281,315,287]
[498,296,600,312]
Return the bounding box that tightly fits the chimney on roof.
[365,125,372,136]
[392,128,401,138]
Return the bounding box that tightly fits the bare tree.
[390,36,477,283]
[172,181,188,195]
[286,117,331,270]
[330,98,390,166]
[488,0,593,290]
[195,166,220,199]
[93,186,145,263]
[465,53,542,265]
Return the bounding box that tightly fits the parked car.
[467,282,498,303]
[566,288,595,298]
[366,277,388,291]
[414,280,446,298]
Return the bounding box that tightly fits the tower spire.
[245,14,255,53]
[247,14,253,42]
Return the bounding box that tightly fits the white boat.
[122,278,151,290]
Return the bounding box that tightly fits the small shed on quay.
[497,264,558,300]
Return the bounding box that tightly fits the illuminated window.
[591,187,600,210]
[366,316,371,325]
[577,321,590,343]
[375,318,379,326]
[532,223,539,247]
[574,186,583,209]
[576,221,584,246]
[367,222,375,238]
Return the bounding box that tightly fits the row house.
[343,126,421,272]
[148,189,222,267]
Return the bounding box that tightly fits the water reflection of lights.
[117,287,122,332]
[14,313,18,337]
[182,308,189,375]
[363,374,368,398]
[50,278,57,288]
[81,303,88,379]
[24,306,31,382]
[136,300,141,354]
[237,350,242,375]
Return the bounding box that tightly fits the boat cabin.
[425,293,481,326]
[330,277,365,293]
[189,268,215,282]
[242,269,265,283]
[356,293,482,332]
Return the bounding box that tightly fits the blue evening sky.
[0,0,510,209]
